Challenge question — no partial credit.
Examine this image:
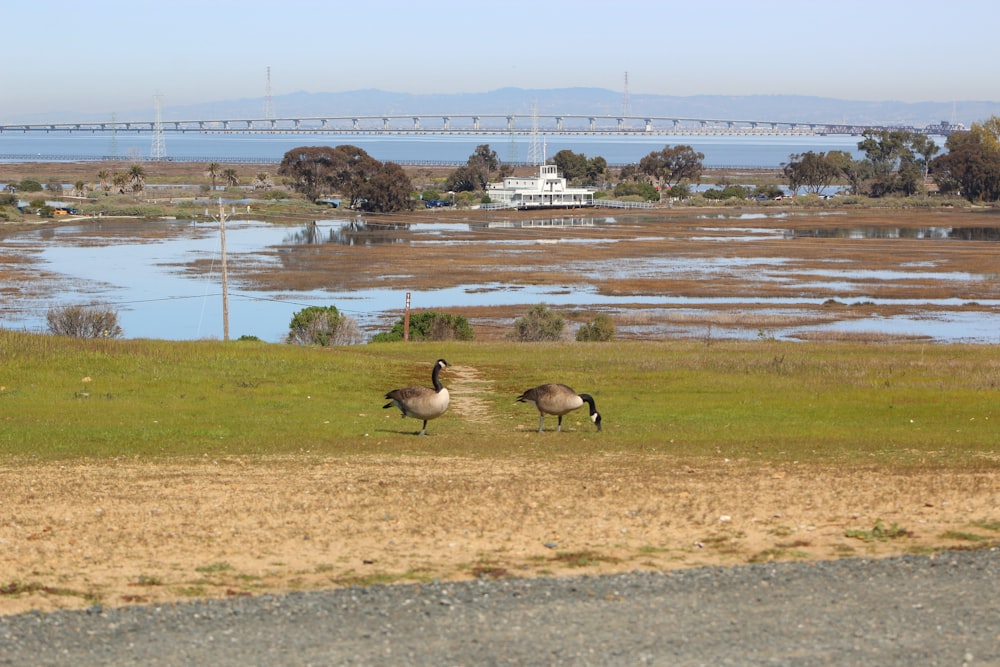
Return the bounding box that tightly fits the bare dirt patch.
[2,457,997,616]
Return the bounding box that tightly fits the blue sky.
[4,0,998,120]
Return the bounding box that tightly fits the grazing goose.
[516,383,602,433]
[383,359,450,435]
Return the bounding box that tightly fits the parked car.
[424,199,453,208]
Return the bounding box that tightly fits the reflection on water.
[1,215,998,344]
[794,227,1000,240]
[478,217,604,229]
[282,218,412,246]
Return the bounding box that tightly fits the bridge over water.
[0,114,965,138]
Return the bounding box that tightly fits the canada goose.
[383,359,450,435]
[516,383,602,433]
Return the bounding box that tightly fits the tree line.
[267,116,1000,211]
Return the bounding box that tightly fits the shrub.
[703,185,750,200]
[46,304,123,338]
[510,303,564,342]
[612,181,659,201]
[371,311,474,342]
[286,305,362,346]
[576,314,615,341]
[664,183,692,199]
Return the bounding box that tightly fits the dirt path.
[445,364,498,425]
[1,457,996,616]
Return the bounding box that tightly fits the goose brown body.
[516,383,602,433]
[383,359,450,436]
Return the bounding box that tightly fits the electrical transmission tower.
[150,94,166,161]
[109,112,119,159]
[622,71,631,129]
[264,66,275,120]
[526,100,542,166]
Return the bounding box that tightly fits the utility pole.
[214,198,230,341]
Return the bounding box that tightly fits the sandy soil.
[2,361,997,616]
[3,457,997,617]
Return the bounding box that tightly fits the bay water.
[0,132,867,167]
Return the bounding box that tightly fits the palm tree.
[251,172,273,191]
[128,164,146,193]
[112,170,130,193]
[222,168,240,187]
[73,180,86,197]
[96,169,111,193]
[206,162,221,190]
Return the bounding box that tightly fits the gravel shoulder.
[2,549,997,666]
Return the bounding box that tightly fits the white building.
[486,164,595,209]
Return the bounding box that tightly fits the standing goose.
[383,359,450,436]
[516,383,602,433]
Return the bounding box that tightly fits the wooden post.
[403,292,410,342]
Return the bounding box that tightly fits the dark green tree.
[279,145,407,210]
[445,144,501,192]
[585,156,608,184]
[469,144,500,173]
[857,129,936,197]
[782,151,841,194]
[444,164,481,192]
[551,149,589,181]
[277,145,414,211]
[639,145,705,192]
[551,150,608,185]
[932,129,1000,202]
[355,161,415,212]
[703,184,751,200]
[827,150,872,195]
[612,181,659,201]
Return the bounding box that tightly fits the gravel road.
[2,549,997,666]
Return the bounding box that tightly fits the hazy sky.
[4,0,997,120]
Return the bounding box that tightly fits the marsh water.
[2,208,999,344]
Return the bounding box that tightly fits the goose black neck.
[580,394,597,415]
[431,362,444,392]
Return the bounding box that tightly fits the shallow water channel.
[1,211,999,343]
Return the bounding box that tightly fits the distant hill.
[22,88,1000,128]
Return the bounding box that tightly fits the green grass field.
[1,329,997,467]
